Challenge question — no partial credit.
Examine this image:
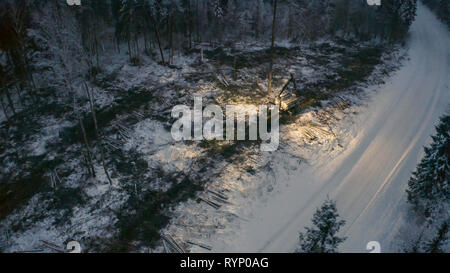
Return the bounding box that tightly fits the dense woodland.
[0,0,418,115]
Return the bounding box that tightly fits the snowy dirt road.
[166,4,450,253]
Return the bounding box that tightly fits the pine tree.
[407,115,450,216]
[297,198,346,253]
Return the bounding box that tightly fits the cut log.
[207,189,228,200]
[198,197,221,209]
[161,234,184,253]
[187,240,212,251]
[40,240,64,253]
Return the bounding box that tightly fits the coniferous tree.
[407,115,450,216]
[297,198,346,253]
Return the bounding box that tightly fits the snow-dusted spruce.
[397,115,450,253]
[407,115,450,217]
[296,198,346,253]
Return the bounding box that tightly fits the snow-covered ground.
[163,3,450,253]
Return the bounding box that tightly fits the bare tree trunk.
[14,85,24,106]
[144,31,149,53]
[84,83,98,134]
[267,0,278,94]
[233,56,237,81]
[255,1,261,40]
[196,0,200,43]
[79,116,96,178]
[188,0,193,49]
[169,15,174,65]
[94,21,100,68]
[135,35,141,67]
[4,87,16,115]
[116,37,121,54]
[127,32,133,63]
[0,95,10,122]
[200,47,204,63]
[84,82,113,185]
[82,152,93,178]
[99,146,113,185]
[154,24,165,64]
[144,7,166,64]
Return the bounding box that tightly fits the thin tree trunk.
[84,83,98,134]
[135,35,141,67]
[79,116,96,178]
[154,24,165,64]
[4,87,16,115]
[84,82,113,185]
[233,56,237,81]
[196,0,200,43]
[145,7,166,64]
[83,152,93,178]
[255,1,260,40]
[127,32,133,63]
[188,0,193,49]
[94,21,100,68]
[169,15,174,65]
[144,31,148,53]
[99,147,113,185]
[14,85,24,106]
[268,0,278,94]
[0,95,10,122]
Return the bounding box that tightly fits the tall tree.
[267,0,278,94]
[407,115,450,216]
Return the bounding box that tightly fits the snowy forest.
[0,0,448,254]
